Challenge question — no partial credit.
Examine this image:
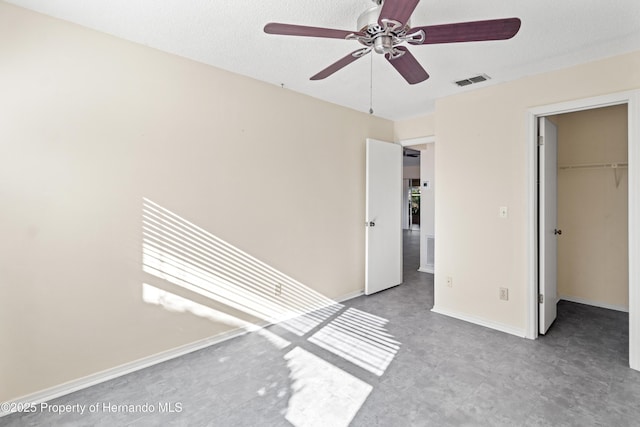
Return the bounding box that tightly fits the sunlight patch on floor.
[278,303,343,336]
[308,307,400,376]
[284,346,372,427]
[140,198,402,425]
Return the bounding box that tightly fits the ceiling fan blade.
[310,49,369,80]
[386,46,429,85]
[378,0,420,26]
[413,18,521,45]
[264,23,358,40]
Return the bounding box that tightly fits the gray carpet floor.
[4,231,640,426]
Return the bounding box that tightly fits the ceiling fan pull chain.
[369,53,374,115]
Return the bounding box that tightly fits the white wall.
[0,3,393,402]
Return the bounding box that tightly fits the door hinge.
[538,294,544,304]
[538,135,544,146]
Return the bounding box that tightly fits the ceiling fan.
[264,0,521,84]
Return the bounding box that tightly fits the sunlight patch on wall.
[142,283,291,350]
[140,199,402,425]
[308,308,400,376]
[284,346,372,427]
[142,198,342,335]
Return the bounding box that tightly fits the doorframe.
[400,136,436,147]
[401,136,435,273]
[526,90,640,371]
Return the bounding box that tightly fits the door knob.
[369,221,375,227]
[554,229,562,235]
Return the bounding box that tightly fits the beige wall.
[394,113,435,141]
[0,3,393,401]
[395,50,640,332]
[555,105,628,309]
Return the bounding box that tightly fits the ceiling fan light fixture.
[374,35,394,54]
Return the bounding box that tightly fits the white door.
[539,117,559,334]
[365,138,403,295]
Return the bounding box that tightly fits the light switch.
[499,206,508,218]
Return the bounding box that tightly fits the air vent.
[455,74,491,87]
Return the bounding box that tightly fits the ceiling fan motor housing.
[356,6,413,56]
[358,6,410,35]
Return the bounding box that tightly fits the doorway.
[539,106,629,335]
[403,147,421,232]
[527,90,640,371]
[553,106,629,311]
[401,136,435,274]
[407,178,421,231]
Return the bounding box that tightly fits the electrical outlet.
[446,276,453,288]
[499,287,509,301]
[275,283,282,296]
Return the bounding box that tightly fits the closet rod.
[558,162,628,170]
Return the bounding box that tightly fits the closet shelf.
[558,162,628,170]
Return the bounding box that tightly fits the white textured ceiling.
[6,0,640,120]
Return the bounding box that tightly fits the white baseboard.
[1,289,365,418]
[0,326,254,418]
[336,289,364,303]
[418,266,434,274]
[559,295,629,313]
[431,305,526,338]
